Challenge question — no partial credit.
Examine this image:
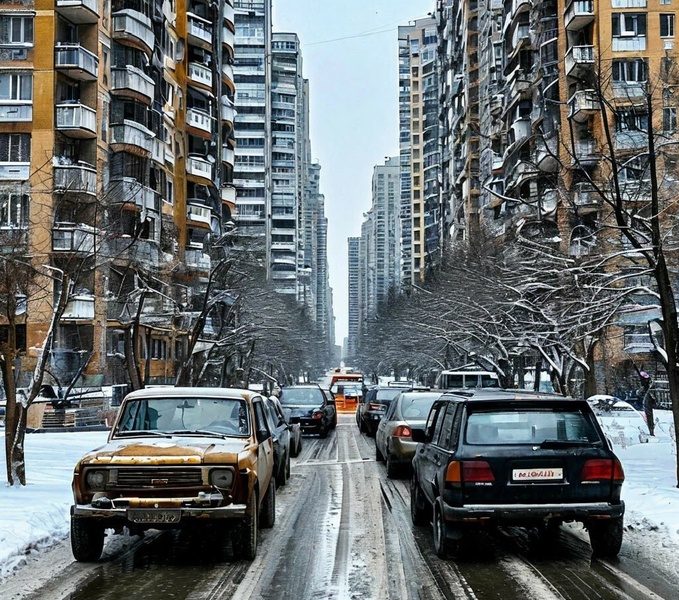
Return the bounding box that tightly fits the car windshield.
[465,408,601,445]
[398,394,440,420]
[116,397,250,437]
[279,387,324,406]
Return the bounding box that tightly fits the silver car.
[375,390,441,478]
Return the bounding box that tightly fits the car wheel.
[238,490,259,559]
[433,499,452,559]
[260,480,276,529]
[276,453,289,487]
[366,425,376,438]
[376,441,384,462]
[218,526,236,562]
[410,475,429,526]
[319,424,329,439]
[70,517,105,562]
[331,413,337,429]
[358,416,366,433]
[290,437,299,458]
[285,452,291,481]
[386,450,399,479]
[589,516,623,558]
[296,436,303,456]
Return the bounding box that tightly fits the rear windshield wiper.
[539,439,601,449]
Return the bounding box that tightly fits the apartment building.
[346,236,360,358]
[0,0,236,390]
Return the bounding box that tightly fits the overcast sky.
[272,0,434,348]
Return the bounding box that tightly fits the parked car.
[70,387,276,562]
[271,394,302,457]
[278,385,336,438]
[356,384,411,436]
[410,389,625,559]
[375,390,441,478]
[263,396,292,487]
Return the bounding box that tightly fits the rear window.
[465,408,601,445]
[398,394,440,420]
[279,388,323,406]
[376,389,402,401]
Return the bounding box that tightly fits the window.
[616,109,648,132]
[0,72,31,101]
[0,15,33,45]
[0,133,30,162]
[151,338,167,359]
[612,13,647,37]
[661,0,671,4]
[0,192,29,228]
[664,107,677,131]
[661,13,675,37]
[612,59,647,82]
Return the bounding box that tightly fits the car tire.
[70,517,105,562]
[589,516,623,558]
[290,437,299,458]
[285,452,291,481]
[331,413,337,429]
[410,475,429,526]
[376,442,384,462]
[358,416,366,433]
[218,527,236,562]
[366,425,376,438]
[276,453,289,487]
[238,490,259,559]
[386,450,399,479]
[433,499,452,559]
[295,436,303,456]
[319,424,329,439]
[260,480,276,529]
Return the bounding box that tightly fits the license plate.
[127,509,181,524]
[512,467,563,482]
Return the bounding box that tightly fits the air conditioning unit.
[665,40,674,50]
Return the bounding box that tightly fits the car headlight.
[85,470,108,491]
[210,468,235,490]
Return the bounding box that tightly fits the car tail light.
[393,425,412,438]
[445,460,495,484]
[312,412,323,420]
[369,403,384,411]
[581,458,625,483]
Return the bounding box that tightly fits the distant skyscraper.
[347,237,360,357]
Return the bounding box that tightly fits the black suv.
[410,390,625,558]
[356,383,411,436]
[278,385,336,438]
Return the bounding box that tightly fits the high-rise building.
[347,237,360,358]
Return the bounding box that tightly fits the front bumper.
[72,501,248,525]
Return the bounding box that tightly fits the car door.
[252,397,275,489]
[415,400,448,505]
[430,402,459,497]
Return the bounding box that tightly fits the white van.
[435,370,499,390]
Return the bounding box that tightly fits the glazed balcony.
[111,66,155,103]
[573,182,599,207]
[56,103,97,138]
[112,10,155,55]
[221,145,235,167]
[55,44,99,81]
[221,101,236,123]
[535,135,558,172]
[110,120,154,154]
[186,154,214,180]
[109,177,160,212]
[223,25,235,49]
[222,62,234,87]
[56,0,99,24]
[613,81,646,100]
[53,161,97,194]
[615,130,647,151]
[188,13,213,47]
[186,107,214,135]
[224,2,235,26]
[61,294,95,320]
[221,185,236,206]
[188,62,213,88]
[568,89,600,123]
[509,117,532,146]
[185,248,211,270]
[0,103,32,122]
[565,0,594,32]
[107,237,160,265]
[572,139,599,167]
[52,223,96,254]
[187,203,212,226]
[565,45,594,78]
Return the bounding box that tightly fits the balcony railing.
[612,36,646,52]
[568,89,600,122]
[565,0,595,31]
[221,185,236,205]
[53,161,97,194]
[56,103,97,138]
[52,223,96,254]
[222,25,235,49]
[188,13,213,45]
[221,102,236,123]
[573,139,599,166]
[56,0,99,24]
[111,66,155,103]
[55,44,99,80]
[221,146,235,166]
[615,130,647,151]
[185,248,211,270]
[109,177,160,212]
[221,62,234,85]
[110,120,154,153]
[107,237,160,265]
[186,155,213,180]
[573,182,599,206]
[0,103,32,122]
[188,62,213,88]
[624,333,654,353]
[613,81,646,99]
[224,3,235,25]
[186,107,214,134]
[565,45,594,77]
[112,10,155,55]
[187,203,212,225]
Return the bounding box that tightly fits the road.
[5,414,679,600]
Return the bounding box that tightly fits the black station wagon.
[410,390,625,558]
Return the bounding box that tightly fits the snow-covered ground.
[0,411,677,581]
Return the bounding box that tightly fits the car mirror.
[411,428,427,443]
[257,427,270,443]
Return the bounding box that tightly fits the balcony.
[568,89,600,123]
[188,13,213,47]
[55,44,99,81]
[56,103,97,138]
[624,333,654,354]
[509,117,532,146]
[541,188,558,215]
[0,162,29,180]
[107,237,160,266]
[534,135,558,172]
[572,139,599,167]
[506,67,531,99]
[112,10,155,55]
[615,130,647,151]
[56,0,99,24]
[222,62,234,87]
[613,81,646,100]
[109,177,160,212]
[61,294,95,321]
[186,154,214,181]
[111,67,155,103]
[221,185,236,206]
[224,2,235,26]
[565,0,594,31]
[221,145,235,167]
[186,107,214,135]
[573,182,600,207]
[188,62,213,88]
[185,248,211,270]
[223,25,235,50]
[221,101,236,123]
[187,203,212,226]
[0,103,32,122]
[612,36,646,52]
[52,223,96,255]
[110,120,154,154]
[565,45,594,78]
[53,161,97,194]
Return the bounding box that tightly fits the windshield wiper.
[115,430,172,438]
[539,439,601,449]
[165,429,231,439]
